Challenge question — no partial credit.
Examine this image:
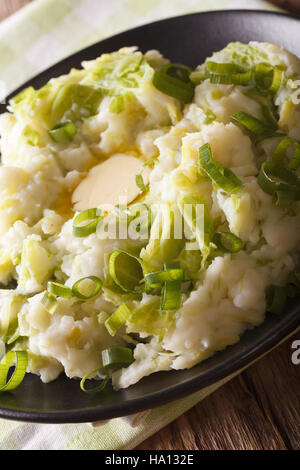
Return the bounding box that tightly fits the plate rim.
[0,8,299,424]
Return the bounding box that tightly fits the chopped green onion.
[135,173,147,192]
[274,191,297,206]
[212,231,244,253]
[273,137,300,170]
[73,208,103,238]
[205,61,251,85]
[80,369,109,393]
[161,280,181,310]
[152,64,195,103]
[72,276,102,300]
[206,70,251,85]
[257,161,300,204]
[105,303,132,336]
[0,351,28,392]
[160,262,181,311]
[108,250,144,293]
[101,347,133,371]
[243,88,279,128]
[80,347,134,393]
[47,281,72,299]
[198,143,243,194]
[231,111,279,140]
[266,285,287,314]
[142,157,158,168]
[41,291,58,314]
[145,268,190,287]
[48,121,77,143]
[261,104,278,129]
[206,62,247,74]
[254,63,283,95]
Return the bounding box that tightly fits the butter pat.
[72,154,149,211]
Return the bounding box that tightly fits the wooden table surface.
[1,0,300,451]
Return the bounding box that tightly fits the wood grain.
[138,335,300,450]
[1,0,300,451]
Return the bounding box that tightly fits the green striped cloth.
[0,0,284,450]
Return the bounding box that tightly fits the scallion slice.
[108,249,144,293]
[198,143,243,194]
[145,268,190,287]
[266,285,287,315]
[273,137,300,170]
[80,369,109,393]
[160,262,182,311]
[212,231,244,253]
[0,351,28,392]
[105,303,132,336]
[254,63,283,95]
[73,208,103,238]
[72,276,102,300]
[135,173,147,192]
[47,281,72,299]
[80,347,134,393]
[231,110,278,139]
[48,121,77,143]
[257,161,300,204]
[152,64,195,103]
[142,157,158,168]
[101,347,133,371]
[41,291,58,314]
[206,61,247,74]
[161,281,181,310]
[205,61,251,85]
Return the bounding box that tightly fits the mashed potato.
[0,43,299,390]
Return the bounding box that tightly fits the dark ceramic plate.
[0,10,299,423]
